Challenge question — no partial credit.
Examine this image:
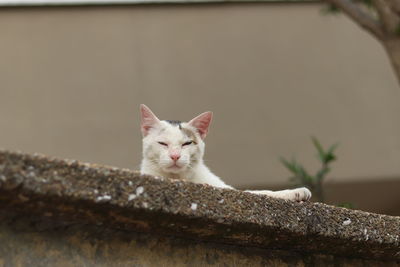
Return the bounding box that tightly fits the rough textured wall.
[0,150,399,266]
[0,221,395,267]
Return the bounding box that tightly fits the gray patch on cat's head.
[165,120,182,129]
[181,127,198,144]
[163,120,199,143]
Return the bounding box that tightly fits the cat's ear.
[188,111,213,140]
[140,104,161,136]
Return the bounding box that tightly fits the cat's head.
[140,104,212,174]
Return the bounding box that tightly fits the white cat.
[139,104,311,202]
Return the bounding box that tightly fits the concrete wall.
[1,150,399,266]
[1,222,393,266]
[0,4,399,212]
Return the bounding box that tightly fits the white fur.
[139,104,311,202]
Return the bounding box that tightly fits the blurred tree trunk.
[324,0,400,86]
[384,38,400,84]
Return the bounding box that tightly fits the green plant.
[280,137,338,203]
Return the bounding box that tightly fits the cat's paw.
[286,187,312,202]
[245,187,312,202]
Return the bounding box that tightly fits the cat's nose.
[170,154,181,161]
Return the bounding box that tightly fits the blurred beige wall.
[0,4,399,196]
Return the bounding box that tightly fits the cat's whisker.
[186,164,194,170]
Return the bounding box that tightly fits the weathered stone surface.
[0,220,395,267]
[0,149,399,265]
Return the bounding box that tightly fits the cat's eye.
[158,142,168,147]
[182,141,193,147]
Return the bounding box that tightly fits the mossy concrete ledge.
[0,150,399,266]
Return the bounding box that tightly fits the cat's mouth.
[168,163,182,169]
[167,162,185,171]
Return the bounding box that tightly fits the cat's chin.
[162,164,187,174]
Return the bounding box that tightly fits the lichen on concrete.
[0,149,399,265]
